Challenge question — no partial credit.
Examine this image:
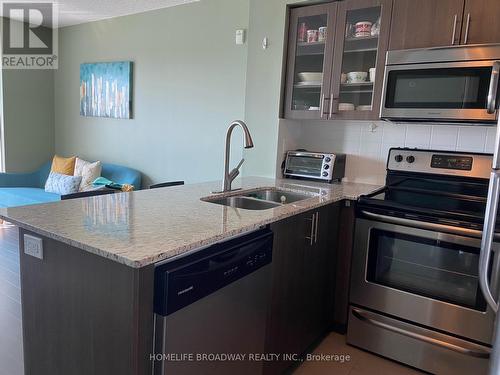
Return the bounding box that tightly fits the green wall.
[2,0,314,181]
[3,69,55,172]
[1,17,55,172]
[54,0,250,186]
[243,0,311,178]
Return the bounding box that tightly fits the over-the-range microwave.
[380,44,500,123]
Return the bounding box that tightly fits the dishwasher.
[153,228,273,375]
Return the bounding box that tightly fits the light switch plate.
[235,29,245,45]
[24,234,43,260]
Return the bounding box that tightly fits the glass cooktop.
[359,177,491,230]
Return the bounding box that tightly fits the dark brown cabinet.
[389,0,500,50]
[460,0,500,45]
[265,204,340,374]
[284,0,393,121]
[389,0,465,50]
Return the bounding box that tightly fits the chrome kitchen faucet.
[215,120,254,193]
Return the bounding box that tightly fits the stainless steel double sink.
[202,188,313,210]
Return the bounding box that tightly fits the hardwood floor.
[0,223,24,375]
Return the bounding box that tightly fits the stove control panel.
[387,148,491,179]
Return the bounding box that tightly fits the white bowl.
[347,71,367,83]
[298,72,323,82]
[339,103,355,111]
[356,105,372,111]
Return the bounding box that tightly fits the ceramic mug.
[369,68,376,83]
[307,30,319,43]
[355,21,372,37]
[318,27,327,42]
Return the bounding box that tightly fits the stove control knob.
[325,157,332,163]
[406,155,415,164]
[324,165,330,170]
[323,172,329,177]
[394,155,403,163]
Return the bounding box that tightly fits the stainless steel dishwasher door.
[153,264,271,375]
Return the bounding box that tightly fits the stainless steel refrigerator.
[480,61,500,375]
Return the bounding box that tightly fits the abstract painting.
[80,61,133,119]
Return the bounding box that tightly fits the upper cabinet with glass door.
[329,0,393,120]
[284,4,337,120]
[283,0,392,121]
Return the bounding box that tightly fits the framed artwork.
[80,61,133,119]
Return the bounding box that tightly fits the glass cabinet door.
[284,4,336,120]
[330,0,393,120]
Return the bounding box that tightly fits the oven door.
[350,214,498,345]
[380,60,499,123]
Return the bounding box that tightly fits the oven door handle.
[479,171,500,313]
[351,308,491,359]
[359,210,497,240]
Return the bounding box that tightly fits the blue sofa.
[0,162,142,208]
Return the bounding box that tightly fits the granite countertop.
[0,177,382,268]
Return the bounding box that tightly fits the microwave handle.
[487,61,500,115]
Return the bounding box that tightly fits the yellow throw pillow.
[51,155,76,176]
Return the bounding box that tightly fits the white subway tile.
[430,126,458,149]
[430,144,457,152]
[338,140,360,154]
[380,143,402,162]
[361,141,382,156]
[291,120,492,184]
[457,127,487,152]
[382,122,407,144]
[405,125,432,147]
[485,128,497,154]
[360,123,383,143]
[405,143,431,150]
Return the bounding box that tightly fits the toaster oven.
[284,151,346,182]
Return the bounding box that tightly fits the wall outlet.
[24,234,43,260]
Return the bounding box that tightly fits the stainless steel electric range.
[347,148,498,375]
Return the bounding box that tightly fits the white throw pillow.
[45,172,82,195]
[74,158,102,192]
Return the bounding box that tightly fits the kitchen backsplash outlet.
[278,120,495,185]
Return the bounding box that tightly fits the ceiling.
[8,0,201,28]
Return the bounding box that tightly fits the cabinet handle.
[329,95,338,118]
[314,212,319,244]
[305,213,315,246]
[451,14,458,45]
[464,13,471,44]
[320,94,325,119]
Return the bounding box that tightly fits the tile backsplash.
[278,120,496,185]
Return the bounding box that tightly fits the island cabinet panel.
[19,229,155,375]
[389,0,466,50]
[460,0,500,45]
[265,203,340,375]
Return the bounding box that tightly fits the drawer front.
[347,306,490,375]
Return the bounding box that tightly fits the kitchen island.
[0,177,380,375]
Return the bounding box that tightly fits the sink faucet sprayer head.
[240,122,254,149]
